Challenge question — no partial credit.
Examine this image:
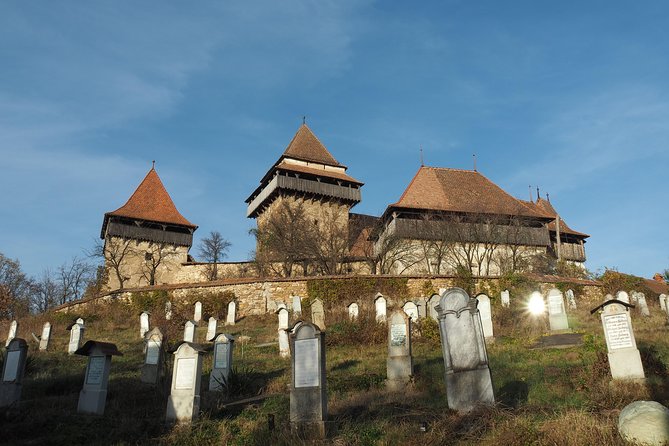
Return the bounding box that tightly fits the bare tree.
[141,242,178,286]
[33,269,59,313]
[198,231,231,281]
[0,252,33,318]
[56,257,95,304]
[91,237,133,290]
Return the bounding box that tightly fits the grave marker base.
[610,350,645,380]
[77,388,107,415]
[549,314,570,331]
[445,367,494,413]
[166,394,200,423]
[0,383,22,408]
[141,364,160,384]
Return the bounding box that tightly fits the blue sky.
[1,1,668,279]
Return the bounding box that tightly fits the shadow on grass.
[497,380,529,408]
[639,344,669,402]
[331,359,360,371]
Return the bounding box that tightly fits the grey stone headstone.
[76,318,84,326]
[566,289,577,310]
[165,301,173,320]
[206,317,218,342]
[209,334,234,391]
[476,294,493,339]
[166,342,205,423]
[659,294,667,313]
[374,295,387,323]
[501,290,510,308]
[402,301,418,322]
[68,323,84,355]
[139,312,150,339]
[225,301,236,326]
[311,299,325,330]
[183,321,196,343]
[416,297,427,319]
[141,328,164,385]
[6,321,17,347]
[39,322,51,351]
[427,294,440,320]
[292,295,302,316]
[604,294,614,302]
[0,338,28,408]
[618,401,669,446]
[348,303,359,321]
[386,310,413,390]
[289,322,328,438]
[76,341,122,415]
[278,308,290,358]
[547,288,569,331]
[616,291,630,304]
[636,293,650,317]
[193,301,202,323]
[601,302,644,380]
[436,288,495,412]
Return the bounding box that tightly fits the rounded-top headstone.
[439,288,469,312]
[618,401,669,446]
[616,291,630,304]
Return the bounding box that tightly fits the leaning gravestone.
[311,298,325,329]
[348,303,359,321]
[403,301,419,322]
[386,310,413,391]
[618,400,669,446]
[166,342,206,423]
[225,301,236,326]
[289,321,328,438]
[660,294,667,313]
[209,334,234,391]
[75,341,123,415]
[292,295,302,316]
[436,287,495,412]
[501,290,510,308]
[139,312,150,339]
[5,320,17,347]
[637,293,650,317]
[206,317,218,342]
[594,300,645,380]
[375,295,387,323]
[68,322,85,355]
[277,307,290,358]
[183,320,196,343]
[566,289,577,310]
[193,301,202,323]
[0,338,28,408]
[476,294,493,340]
[141,328,164,384]
[39,322,51,351]
[547,288,569,331]
[617,291,630,304]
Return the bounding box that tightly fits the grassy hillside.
[1,295,668,445]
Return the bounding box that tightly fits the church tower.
[246,124,363,273]
[100,166,197,290]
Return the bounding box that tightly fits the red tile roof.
[275,161,363,185]
[391,166,550,219]
[521,198,589,238]
[105,168,196,228]
[280,124,343,167]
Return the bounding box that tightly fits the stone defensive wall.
[55,274,603,317]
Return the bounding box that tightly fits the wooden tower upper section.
[245,124,363,219]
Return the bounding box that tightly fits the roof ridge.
[280,124,343,168]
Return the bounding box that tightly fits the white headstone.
[141,328,164,384]
[292,295,302,316]
[225,301,236,326]
[660,294,668,313]
[416,297,427,319]
[165,301,173,320]
[501,290,510,308]
[311,299,325,329]
[547,288,569,331]
[0,338,28,408]
[166,342,205,423]
[566,289,577,310]
[76,341,122,415]
[193,301,202,323]
[206,317,218,342]
[6,321,18,347]
[183,321,196,343]
[39,322,51,351]
[617,291,630,304]
[436,287,495,412]
[386,310,413,390]
[604,294,614,302]
[428,294,440,320]
[476,294,493,339]
[637,293,650,317]
[402,301,419,322]
[68,323,84,355]
[209,334,234,391]
[348,303,359,321]
[600,301,645,380]
[76,318,84,326]
[375,295,387,323]
[618,401,669,446]
[278,307,290,358]
[139,312,150,339]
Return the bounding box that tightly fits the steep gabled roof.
[390,166,550,219]
[279,124,343,167]
[521,198,589,238]
[274,161,362,185]
[104,168,196,229]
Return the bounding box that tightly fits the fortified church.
[100,124,588,291]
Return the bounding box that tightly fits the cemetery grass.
[2,301,669,445]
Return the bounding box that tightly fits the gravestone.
[501,290,510,308]
[289,322,328,438]
[631,291,640,303]
[75,341,123,415]
[76,317,85,326]
[402,301,419,322]
[278,307,290,358]
[348,303,359,320]
[292,295,302,316]
[618,401,669,446]
[225,301,236,326]
[386,310,413,391]
[193,301,202,323]
[5,320,17,347]
[617,291,630,304]
[206,317,218,341]
[637,293,650,317]
[165,301,173,320]
[166,342,206,423]
[311,298,325,329]
[0,338,28,408]
[547,288,569,331]
[39,322,51,351]
[139,312,150,339]
[416,297,427,319]
[476,294,494,340]
[183,320,196,343]
[436,287,495,412]
[209,334,234,391]
[428,294,440,320]
[374,295,387,323]
[604,294,614,302]
[660,294,667,313]
[141,328,164,384]
[267,299,278,313]
[68,322,84,355]
[566,289,577,310]
[597,300,645,380]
